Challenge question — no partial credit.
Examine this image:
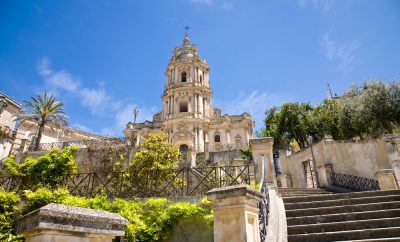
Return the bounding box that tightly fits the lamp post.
[0,95,7,115]
[133,107,139,124]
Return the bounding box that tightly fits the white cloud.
[222,2,233,11]
[191,0,213,5]
[36,57,159,137]
[297,0,334,13]
[37,58,80,91]
[214,90,288,131]
[320,33,360,73]
[79,87,109,114]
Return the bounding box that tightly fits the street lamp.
[133,107,139,124]
[0,95,7,115]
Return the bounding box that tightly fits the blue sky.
[1,0,400,137]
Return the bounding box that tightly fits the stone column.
[199,95,203,117]
[278,174,292,188]
[194,94,198,115]
[17,203,127,242]
[207,185,264,242]
[205,141,210,161]
[250,138,275,186]
[318,164,333,188]
[194,128,198,152]
[385,137,400,188]
[199,128,204,152]
[375,169,399,190]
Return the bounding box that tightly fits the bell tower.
[161,31,213,153]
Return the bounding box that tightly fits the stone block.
[207,185,264,242]
[375,169,399,190]
[17,203,128,242]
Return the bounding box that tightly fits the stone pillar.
[375,169,399,190]
[207,185,264,242]
[385,137,400,188]
[17,203,127,242]
[278,174,292,188]
[250,138,275,186]
[199,95,203,116]
[205,141,210,161]
[194,94,198,115]
[199,128,204,152]
[318,164,333,188]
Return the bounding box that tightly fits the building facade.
[0,92,21,159]
[124,33,254,161]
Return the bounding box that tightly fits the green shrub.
[23,188,69,213]
[5,146,78,188]
[2,187,213,242]
[0,190,22,241]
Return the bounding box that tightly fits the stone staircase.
[281,188,400,241]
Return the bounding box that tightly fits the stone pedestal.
[385,136,400,188]
[206,185,264,242]
[318,164,333,188]
[17,203,128,242]
[278,174,292,188]
[250,138,275,186]
[375,169,399,190]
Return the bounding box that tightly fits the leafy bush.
[18,188,213,241]
[0,190,22,241]
[5,146,78,188]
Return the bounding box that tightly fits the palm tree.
[18,92,68,151]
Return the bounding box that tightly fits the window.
[179,144,189,153]
[181,71,187,82]
[199,75,203,84]
[179,101,188,112]
[214,134,221,143]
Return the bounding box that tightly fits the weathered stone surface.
[206,184,264,201]
[207,185,264,242]
[17,203,127,242]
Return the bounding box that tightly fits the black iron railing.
[258,157,269,242]
[331,172,380,191]
[0,164,254,198]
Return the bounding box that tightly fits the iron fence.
[331,172,380,191]
[0,164,254,198]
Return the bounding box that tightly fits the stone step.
[287,208,400,226]
[283,190,400,203]
[284,195,400,210]
[336,237,400,242]
[281,193,332,198]
[336,238,400,242]
[287,226,400,242]
[288,217,400,235]
[286,201,400,218]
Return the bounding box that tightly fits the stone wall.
[15,146,134,173]
[280,137,394,188]
[161,216,213,242]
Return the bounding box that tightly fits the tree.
[263,102,314,151]
[18,93,68,151]
[129,132,181,192]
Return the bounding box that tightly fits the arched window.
[199,75,203,85]
[214,134,221,143]
[179,144,189,153]
[181,71,187,82]
[179,101,188,112]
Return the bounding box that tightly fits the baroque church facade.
[124,33,254,162]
